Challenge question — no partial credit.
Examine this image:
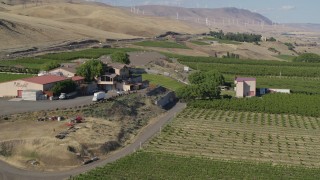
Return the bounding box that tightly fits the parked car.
[59,93,66,100]
[59,92,78,100]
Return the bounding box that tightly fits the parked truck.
[92,91,106,101]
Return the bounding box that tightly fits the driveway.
[0,102,186,180]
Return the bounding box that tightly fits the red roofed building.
[71,76,85,85]
[23,75,66,85]
[0,75,84,98]
[234,77,256,98]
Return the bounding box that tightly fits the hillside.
[136,5,272,25]
[0,2,206,52]
[130,5,279,33]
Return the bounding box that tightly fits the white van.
[92,92,106,101]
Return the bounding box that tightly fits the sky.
[98,0,319,24]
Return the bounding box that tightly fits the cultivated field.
[172,55,320,94]
[142,74,186,91]
[73,151,320,180]
[147,108,320,167]
[0,73,33,83]
[0,48,138,70]
[134,41,190,49]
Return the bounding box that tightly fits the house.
[235,77,256,98]
[97,74,119,91]
[97,63,142,91]
[107,63,130,80]
[0,75,85,98]
[49,63,79,77]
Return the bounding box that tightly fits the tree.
[51,80,77,96]
[267,37,277,42]
[111,51,130,64]
[188,71,206,84]
[76,59,104,82]
[177,70,224,101]
[293,53,320,63]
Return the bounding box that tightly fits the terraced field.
[146,108,320,167]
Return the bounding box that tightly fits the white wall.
[0,80,43,97]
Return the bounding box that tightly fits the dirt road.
[0,102,186,180]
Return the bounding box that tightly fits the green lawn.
[190,41,210,45]
[142,74,185,91]
[134,41,190,49]
[0,73,34,83]
[73,151,320,180]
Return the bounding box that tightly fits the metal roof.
[22,75,66,85]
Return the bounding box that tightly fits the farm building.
[0,75,84,98]
[48,63,79,77]
[234,77,256,98]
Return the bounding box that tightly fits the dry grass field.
[147,108,320,167]
[0,2,206,51]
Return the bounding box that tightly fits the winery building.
[0,75,83,98]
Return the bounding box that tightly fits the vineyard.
[190,94,320,117]
[146,108,320,167]
[169,54,319,67]
[163,54,320,94]
[73,151,320,180]
[1,48,138,70]
[224,75,320,94]
[0,73,34,83]
[134,41,190,49]
[182,62,320,77]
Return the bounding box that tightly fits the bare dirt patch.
[0,94,165,171]
[0,118,120,171]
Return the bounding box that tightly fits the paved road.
[0,96,94,116]
[0,102,186,180]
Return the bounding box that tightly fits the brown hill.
[10,3,202,36]
[0,2,206,51]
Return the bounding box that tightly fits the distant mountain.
[133,5,273,26]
